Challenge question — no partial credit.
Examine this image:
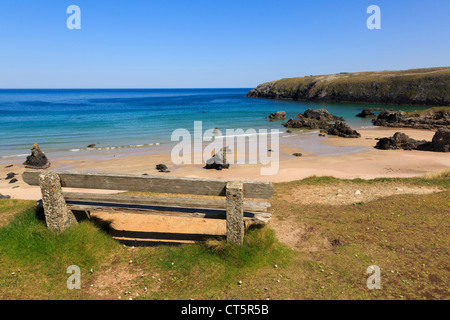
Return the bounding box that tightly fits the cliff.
[247,67,450,106]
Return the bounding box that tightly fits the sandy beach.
[1,127,449,201]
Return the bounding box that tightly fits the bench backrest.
[22,170,274,199]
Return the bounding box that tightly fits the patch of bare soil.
[270,217,332,253]
[86,260,157,299]
[279,184,442,206]
[270,182,443,251]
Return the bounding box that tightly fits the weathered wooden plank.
[22,171,274,199]
[66,203,271,223]
[62,192,270,213]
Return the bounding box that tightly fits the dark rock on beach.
[156,164,170,173]
[0,194,11,199]
[5,172,15,180]
[293,153,303,157]
[429,128,450,152]
[327,121,361,138]
[23,143,51,169]
[375,129,449,152]
[87,144,96,148]
[375,132,427,150]
[9,178,18,184]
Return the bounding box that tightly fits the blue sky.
[0,0,449,88]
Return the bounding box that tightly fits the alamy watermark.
[66,265,81,290]
[171,121,280,176]
[366,265,381,290]
[67,5,81,30]
[367,5,381,30]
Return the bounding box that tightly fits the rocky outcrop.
[356,109,376,118]
[266,111,286,120]
[302,109,344,121]
[23,143,51,169]
[282,109,360,138]
[375,132,427,150]
[247,67,450,106]
[372,108,450,129]
[375,129,450,152]
[327,122,361,138]
[282,117,329,130]
[282,108,343,130]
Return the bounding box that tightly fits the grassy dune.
[0,175,449,300]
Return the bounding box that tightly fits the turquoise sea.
[0,89,429,159]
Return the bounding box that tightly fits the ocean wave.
[68,143,163,152]
[0,154,28,159]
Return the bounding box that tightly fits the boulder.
[9,178,18,184]
[356,109,376,118]
[23,143,51,169]
[416,128,450,152]
[0,194,11,199]
[327,122,361,138]
[266,111,286,120]
[87,144,96,148]
[293,153,303,157]
[430,128,450,152]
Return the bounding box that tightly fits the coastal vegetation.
[247,67,450,106]
[1,174,448,300]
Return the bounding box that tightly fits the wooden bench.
[22,170,274,245]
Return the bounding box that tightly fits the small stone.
[238,280,242,285]
[274,264,278,268]
[355,190,361,195]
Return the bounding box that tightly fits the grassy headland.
[247,67,450,106]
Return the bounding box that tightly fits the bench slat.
[63,192,270,213]
[23,171,274,199]
[66,203,271,223]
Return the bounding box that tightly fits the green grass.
[0,173,448,299]
[275,173,450,189]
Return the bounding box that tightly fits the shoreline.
[1,126,449,201]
